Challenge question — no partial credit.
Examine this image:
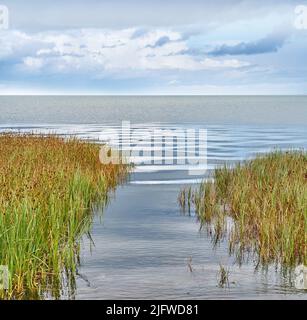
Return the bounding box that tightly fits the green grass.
[179,150,307,268]
[0,133,129,299]
[217,264,230,288]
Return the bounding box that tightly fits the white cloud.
[200,58,250,69]
[23,57,44,69]
[0,28,251,75]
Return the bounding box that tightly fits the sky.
[0,0,307,95]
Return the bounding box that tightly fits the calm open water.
[0,96,306,299]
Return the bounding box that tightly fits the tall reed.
[179,151,306,268]
[0,133,128,299]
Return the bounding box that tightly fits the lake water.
[0,96,306,299]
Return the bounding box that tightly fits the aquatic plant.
[187,257,194,273]
[0,133,129,299]
[179,151,307,268]
[178,187,193,215]
[217,264,230,288]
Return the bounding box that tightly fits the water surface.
[0,96,306,299]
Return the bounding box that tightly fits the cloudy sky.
[0,0,307,94]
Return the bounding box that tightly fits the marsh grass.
[178,187,193,215]
[179,151,306,269]
[217,264,230,288]
[0,133,129,299]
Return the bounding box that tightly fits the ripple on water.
[1,123,306,299]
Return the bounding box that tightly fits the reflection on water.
[1,121,306,299]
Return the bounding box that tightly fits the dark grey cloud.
[209,32,288,56]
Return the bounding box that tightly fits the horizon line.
[0,93,306,97]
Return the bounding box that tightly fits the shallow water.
[0,96,306,299]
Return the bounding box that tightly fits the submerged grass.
[179,150,306,269]
[217,264,230,288]
[0,133,129,299]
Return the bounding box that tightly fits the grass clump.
[217,264,230,288]
[0,133,128,299]
[180,151,306,268]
